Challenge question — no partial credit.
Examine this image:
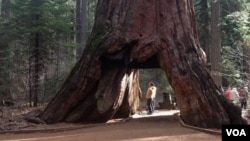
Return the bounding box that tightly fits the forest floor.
[0,105,249,141]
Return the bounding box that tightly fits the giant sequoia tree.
[39,0,247,128]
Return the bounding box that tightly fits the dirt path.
[0,110,221,141]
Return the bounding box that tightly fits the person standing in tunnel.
[146,81,157,115]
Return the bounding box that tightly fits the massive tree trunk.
[39,0,246,128]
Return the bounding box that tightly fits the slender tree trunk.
[210,0,222,87]
[80,0,87,56]
[33,32,41,107]
[243,42,250,85]
[76,0,81,60]
[0,0,11,102]
[76,0,87,61]
[39,0,246,128]
[200,0,210,67]
[29,0,43,107]
[29,32,41,107]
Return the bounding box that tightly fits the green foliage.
[225,4,250,42]
[195,0,250,86]
[0,0,76,104]
[222,46,243,86]
[220,0,250,86]
[9,0,75,48]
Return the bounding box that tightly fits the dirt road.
[0,110,221,141]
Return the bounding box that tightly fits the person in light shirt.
[146,82,157,115]
[230,87,240,105]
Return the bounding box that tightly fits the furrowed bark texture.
[40,0,246,128]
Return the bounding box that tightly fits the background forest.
[0,0,250,107]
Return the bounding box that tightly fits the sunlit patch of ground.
[132,109,180,119]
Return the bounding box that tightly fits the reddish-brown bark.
[39,0,246,128]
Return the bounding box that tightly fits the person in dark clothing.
[239,87,249,109]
